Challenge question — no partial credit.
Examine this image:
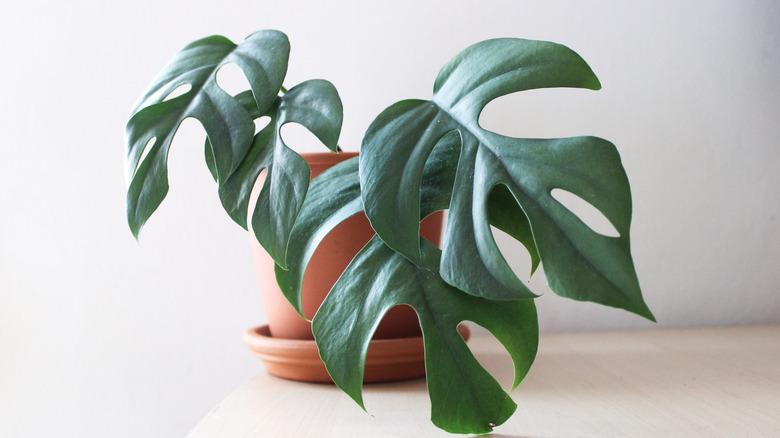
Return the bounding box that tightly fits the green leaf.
[275,134,539,434]
[274,133,458,316]
[204,90,264,182]
[360,38,654,320]
[125,30,290,238]
[312,238,538,434]
[276,131,535,315]
[205,80,343,267]
[274,156,362,316]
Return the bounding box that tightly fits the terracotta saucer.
[244,324,471,383]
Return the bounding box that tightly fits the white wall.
[1,1,778,437]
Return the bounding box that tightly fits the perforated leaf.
[360,38,653,319]
[276,132,538,315]
[313,239,538,434]
[206,80,342,266]
[125,30,289,237]
[278,136,539,434]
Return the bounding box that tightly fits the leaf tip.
[641,307,657,323]
[127,211,143,241]
[353,395,367,412]
[632,299,656,322]
[589,74,603,91]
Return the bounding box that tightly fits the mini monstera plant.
[125,29,653,434]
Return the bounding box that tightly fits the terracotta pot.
[252,151,443,340]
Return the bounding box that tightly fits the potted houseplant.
[125,29,653,434]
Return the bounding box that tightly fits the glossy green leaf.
[276,131,538,315]
[274,156,362,315]
[277,133,539,434]
[312,238,538,434]
[203,91,264,182]
[125,30,289,237]
[360,38,654,320]
[204,80,342,266]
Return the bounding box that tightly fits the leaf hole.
[280,122,330,153]
[254,116,272,135]
[215,62,252,97]
[162,83,191,102]
[488,184,538,279]
[550,188,620,237]
[133,136,156,175]
[374,304,420,340]
[420,211,445,248]
[460,321,515,390]
[491,224,533,282]
[246,168,269,231]
[478,88,602,138]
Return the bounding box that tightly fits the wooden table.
[188,325,780,437]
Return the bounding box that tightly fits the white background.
[1,1,778,437]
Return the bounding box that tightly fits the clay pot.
[252,151,443,341]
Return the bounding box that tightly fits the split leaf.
[313,238,538,434]
[206,80,342,266]
[125,30,289,237]
[360,38,653,319]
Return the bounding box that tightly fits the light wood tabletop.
[188,324,780,437]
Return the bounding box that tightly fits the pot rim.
[244,324,470,353]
